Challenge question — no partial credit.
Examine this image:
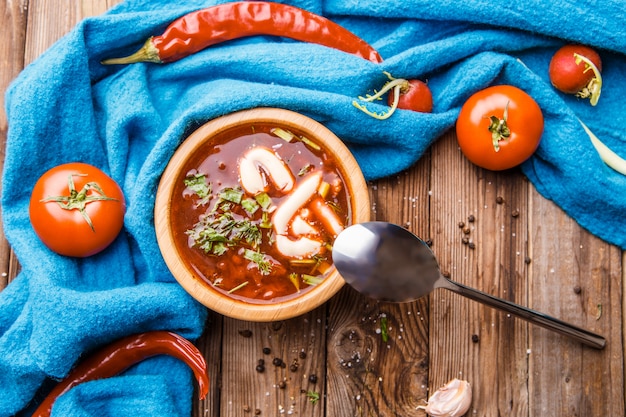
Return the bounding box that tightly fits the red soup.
[170,123,352,304]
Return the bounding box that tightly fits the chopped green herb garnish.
[380,315,389,343]
[187,212,262,254]
[219,187,243,204]
[212,241,228,256]
[234,220,262,248]
[241,197,259,215]
[306,391,320,404]
[186,224,231,255]
[184,173,212,205]
[244,249,272,275]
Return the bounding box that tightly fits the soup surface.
[170,123,351,304]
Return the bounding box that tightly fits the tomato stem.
[352,72,409,120]
[573,53,602,106]
[487,101,511,152]
[40,173,119,232]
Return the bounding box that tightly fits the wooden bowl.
[155,108,369,321]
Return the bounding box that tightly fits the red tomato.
[388,79,433,113]
[549,44,602,94]
[29,162,126,257]
[455,85,544,171]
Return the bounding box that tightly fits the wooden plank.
[194,310,223,417]
[429,131,530,416]
[218,309,327,417]
[2,1,625,416]
[0,0,29,288]
[527,189,624,416]
[325,156,431,416]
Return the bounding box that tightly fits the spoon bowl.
[333,221,606,349]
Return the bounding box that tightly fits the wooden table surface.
[1,1,624,416]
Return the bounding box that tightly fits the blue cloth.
[2,0,625,415]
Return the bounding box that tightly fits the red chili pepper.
[101,1,383,65]
[31,331,209,417]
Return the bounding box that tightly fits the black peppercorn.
[262,347,271,355]
[308,374,318,384]
[238,329,253,337]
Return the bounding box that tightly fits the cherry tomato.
[388,79,433,113]
[549,44,602,94]
[455,85,544,171]
[29,162,126,257]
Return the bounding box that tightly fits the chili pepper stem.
[101,37,162,65]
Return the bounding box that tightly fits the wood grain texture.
[429,131,531,416]
[0,1,624,417]
[0,0,29,287]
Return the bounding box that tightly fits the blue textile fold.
[2,0,625,415]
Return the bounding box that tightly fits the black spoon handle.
[441,278,606,349]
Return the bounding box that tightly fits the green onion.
[302,274,324,286]
[271,127,296,142]
[260,211,272,229]
[299,135,321,151]
[255,192,273,210]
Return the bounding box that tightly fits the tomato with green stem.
[29,162,126,257]
[549,44,602,105]
[455,85,544,171]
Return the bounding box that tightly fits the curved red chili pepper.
[31,331,209,417]
[102,1,383,65]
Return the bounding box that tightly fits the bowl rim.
[155,107,370,321]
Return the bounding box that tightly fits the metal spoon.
[332,221,606,349]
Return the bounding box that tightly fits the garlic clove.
[417,378,472,417]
